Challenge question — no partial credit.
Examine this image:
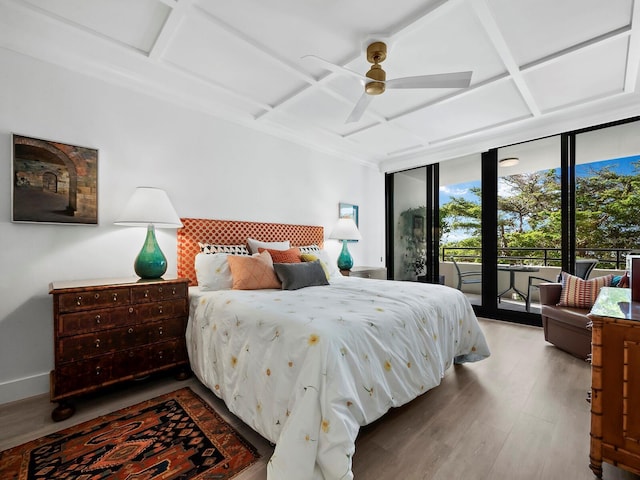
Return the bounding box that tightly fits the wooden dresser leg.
[51,400,75,422]
[589,458,603,478]
[175,368,191,381]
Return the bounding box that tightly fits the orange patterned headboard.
[177,218,324,285]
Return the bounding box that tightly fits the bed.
[178,218,490,480]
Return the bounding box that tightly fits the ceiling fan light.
[365,81,385,95]
[499,157,519,167]
[365,64,386,95]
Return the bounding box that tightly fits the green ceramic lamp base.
[134,224,167,279]
[337,239,354,271]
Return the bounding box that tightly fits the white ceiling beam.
[469,0,541,117]
[161,57,274,112]
[7,0,148,54]
[521,25,631,72]
[148,0,193,61]
[193,4,317,86]
[625,0,640,92]
[385,0,460,44]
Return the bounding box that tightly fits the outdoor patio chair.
[525,259,598,312]
[451,257,482,290]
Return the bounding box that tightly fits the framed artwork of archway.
[11,134,98,225]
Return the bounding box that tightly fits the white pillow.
[246,238,290,254]
[194,253,233,291]
[315,249,338,278]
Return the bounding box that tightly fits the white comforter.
[186,276,490,480]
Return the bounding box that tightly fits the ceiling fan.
[303,41,472,123]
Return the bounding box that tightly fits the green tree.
[439,160,640,265]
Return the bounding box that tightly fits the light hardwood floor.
[1,318,638,480]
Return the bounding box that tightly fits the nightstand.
[342,266,387,279]
[49,277,190,421]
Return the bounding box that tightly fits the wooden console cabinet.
[49,277,190,421]
[588,287,640,478]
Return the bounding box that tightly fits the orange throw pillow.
[227,251,281,290]
[258,247,302,263]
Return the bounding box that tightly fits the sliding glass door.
[439,154,482,304]
[574,119,640,274]
[386,117,640,325]
[389,167,428,282]
[495,136,562,314]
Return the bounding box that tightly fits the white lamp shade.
[329,217,362,241]
[114,187,183,228]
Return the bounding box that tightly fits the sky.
[439,154,640,205]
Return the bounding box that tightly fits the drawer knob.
[158,306,163,314]
[94,293,100,299]
[144,290,149,298]
[128,327,134,334]
[158,351,164,359]
[95,339,100,348]
[172,287,176,295]
[158,287,163,293]
[76,296,82,306]
[112,293,118,302]
[129,307,134,314]
[95,314,101,324]
[159,326,163,335]
[95,366,101,376]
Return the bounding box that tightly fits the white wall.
[0,48,385,404]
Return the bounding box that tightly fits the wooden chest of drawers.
[588,287,640,478]
[49,277,190,421]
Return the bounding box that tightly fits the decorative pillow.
[315,249,338,278]
[199,243,250,256]
[558,272,614,308]
[618,272,629,288]
[227,251,281,290]
[246,238,290,254]
[194,252,233,291]
[273,261,330,290]
[298,244,321,254]
[258,247,301,263]
[300,253,330,281]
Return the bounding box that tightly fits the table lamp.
[114,187,183,279]
[329,217,362,271]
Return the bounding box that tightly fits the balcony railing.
[441,246,631,270]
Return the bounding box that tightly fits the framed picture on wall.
[11,134,98,225]
[339,202,359,243]
[339,202,359,227]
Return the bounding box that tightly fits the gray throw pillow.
[273,260,329,290]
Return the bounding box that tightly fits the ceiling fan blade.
[301,55,369,83]
[385,71,472,89]
[346,93,373,123]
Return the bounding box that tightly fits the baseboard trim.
[0,372,49,405]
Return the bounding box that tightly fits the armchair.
[538,282,592,360]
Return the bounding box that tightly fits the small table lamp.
[329,217,362,271]
[115,187,183,279]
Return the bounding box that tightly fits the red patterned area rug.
[0,387,259,480]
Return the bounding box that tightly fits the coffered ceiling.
[2,0,640,171]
